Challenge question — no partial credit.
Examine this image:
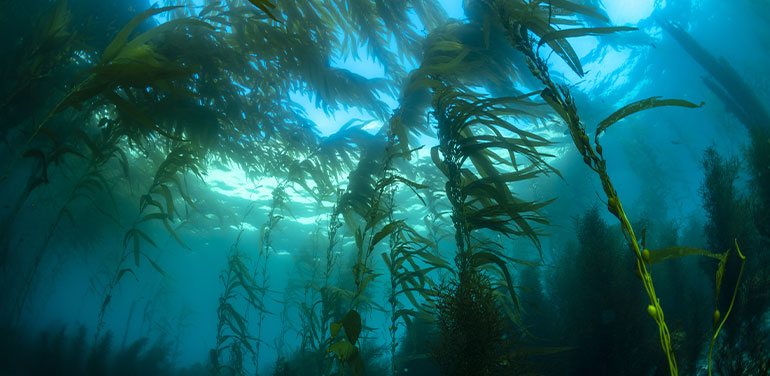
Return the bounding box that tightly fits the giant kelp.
[467,0,747,374]
[659,19,770,133]
[0,1,765,375]
[545,208,663,375]
[1,0,446,339]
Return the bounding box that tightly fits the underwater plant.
[699,147,770,376]
[95,142,203,341]
[2,1,767,376]
[449,1,751,374]
[0,324,207,376]
[382,187,452,376]
[10,124,128,326]
[431,268,520,376]
[545,208,663,375]
[251,184,287,372]
[211,233,264,376]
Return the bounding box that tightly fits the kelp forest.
[0,0,768,375]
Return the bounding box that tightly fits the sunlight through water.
[603,0,656,25]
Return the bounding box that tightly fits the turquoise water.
[0,1,768,375]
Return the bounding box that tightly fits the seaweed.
[13,126,127,326]
[211,233,264,376]
[545,208,663,375]
[659,19,770,132]
[475,1,750,374]
[3,1,766,374]
[0,325,206,376]
[430,268,518,376]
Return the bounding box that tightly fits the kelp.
[4,1,761,375]
[431,85,557,256]
[483,0,748,374]
[211,234,265,376]
[382,212,451,375]
[95,142,204,342]
[595,97,704,139]
[12,125,127,326]
[642,246,723,265]
[0,0,77,128]
[281,193,348,376]
[479,0,629,77]
[536,26,637,48]
[246,0,278,21]
[708,240,747,376]
[390,18,541,155]
[252,184,287,372]
[659,19,770,132]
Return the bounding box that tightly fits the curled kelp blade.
[537,26,637,48]
[596,96,704,141]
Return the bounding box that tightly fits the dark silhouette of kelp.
[700,148,770,375]
[659,19,770,132]
[0,325,207,376]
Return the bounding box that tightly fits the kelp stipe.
[468,1,749,374]
[546,208,663,375]
[252,184,287,373]
[211,230,263,376]
[95,142,203,342]
[381,172,452,376]
[327,131,431,376]
[12,125,128,326]
[700,146,770,374]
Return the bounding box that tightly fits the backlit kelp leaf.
[644,246,724,265]
[392,175,428,204]
[330,322,343,339]
[461,169,542,194]
[102,5,183,63]
[120,17,215,56]
[328,341,357,361]
[372,220,403,247]
[103,91,182,140]
[354,228,364,252]
[357,272,381,295]
[544,34,584,76]
[596,97,704,138]
[380,252,392,269]
[537,26,637,47]
[139,194,163,213]
[715,250,729,303]
[548,0,609,22]
[124,228,157,266]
